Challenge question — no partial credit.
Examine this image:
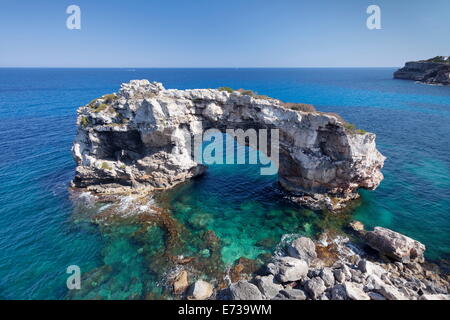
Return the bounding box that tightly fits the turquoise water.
[0,68,449,299]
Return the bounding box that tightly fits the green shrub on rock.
[218,87,234,93]
[281,102,317,113]
[100,162,112,170]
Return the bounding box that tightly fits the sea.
[0,68,449,299]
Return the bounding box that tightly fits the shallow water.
[0,68,449,299]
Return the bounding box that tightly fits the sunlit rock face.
[72,80,385,210]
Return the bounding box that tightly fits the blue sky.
[1,0,449,67]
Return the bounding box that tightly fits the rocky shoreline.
[175,223,449,301]
[68,190,448,301]
[69,79,448,301]
[394,56,450,86]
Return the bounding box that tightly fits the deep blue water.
[0,68,449,299]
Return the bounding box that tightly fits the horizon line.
[0,66,400,69]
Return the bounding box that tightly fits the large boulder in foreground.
[71,80,385,210]
[287,237,317,265]
[268,257,309,283]
[364,227,426,263]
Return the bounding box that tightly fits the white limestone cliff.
[72,80,385,210]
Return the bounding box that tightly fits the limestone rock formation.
[188,280,213,300]
[394,57,450,85]
[287,236,317,264]
[72,80,385,210]
[254,275,283,299]
[229,281,263,300]
[268,256,309,283]
[364,227,426,263]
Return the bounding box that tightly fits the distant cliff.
[394,56,450,85]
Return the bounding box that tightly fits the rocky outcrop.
[364,227,426,263]
[394,57,450,85]
[72,80,385,210]
[222,230,449,301]
[164,226,447,301]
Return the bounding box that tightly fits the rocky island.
[394,56,450,85]
[72,80,385,211]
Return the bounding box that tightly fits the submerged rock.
[364,227,426,263]
[349,220,365,232]
[173,270,189,295]
[72,80,385,211]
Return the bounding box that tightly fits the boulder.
[173,270,189,295]
[419,294,450,300]
[188,280,213,300]
[377,284,408,300]
[358,259,387,277]
[364,274,385,291]
[254,275,283,299]
[330,284,347,300]
[368,292,386,300]
[304,277,327,299]
[333,265,351,283]
[349,268,364,283]
[272,257,309,283]
[364,227,426,263]
[287,237,317,264]
[344,282,370,300]
[320,267,335,287]
[279,289,307,300]
[318,294,329,300]
[229,281,263,300]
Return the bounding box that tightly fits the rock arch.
[72,80,385,210]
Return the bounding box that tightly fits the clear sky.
[1,0,449,67]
